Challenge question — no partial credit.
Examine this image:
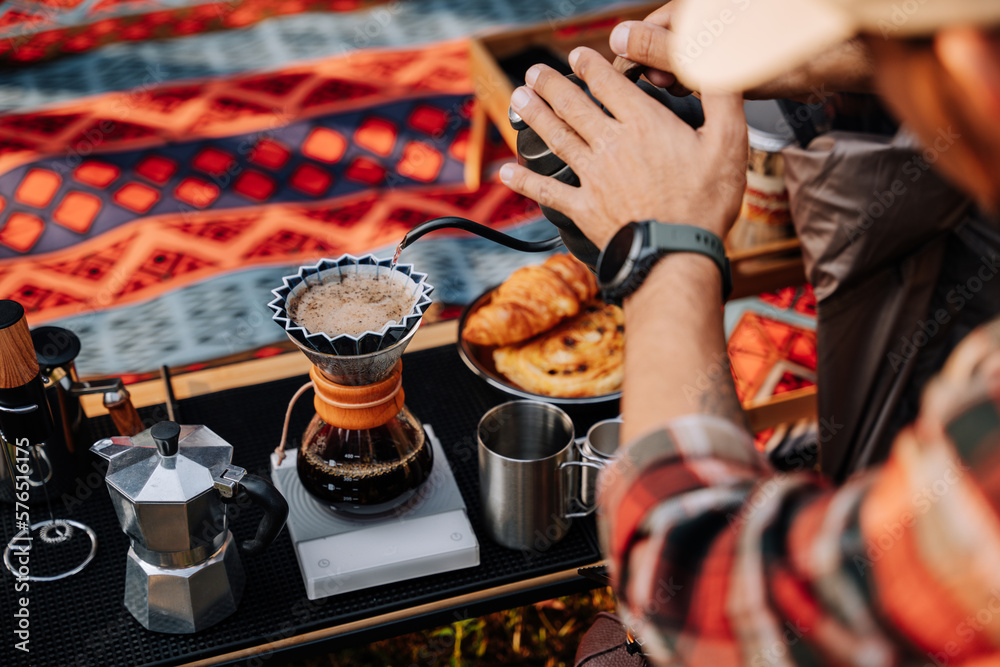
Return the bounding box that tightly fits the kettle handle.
[398,216,563,255]
[235,474,289,556]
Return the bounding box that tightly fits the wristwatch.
[596,221,732,303]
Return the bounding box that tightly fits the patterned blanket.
[1,1,628,376]
[0,0,816,407]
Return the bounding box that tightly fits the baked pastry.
[493,303,624,397]
[462,257,588,347]
[541,254,598,302]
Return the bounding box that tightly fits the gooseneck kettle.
[397,57,704,268]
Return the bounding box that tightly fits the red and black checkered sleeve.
[597,411,1000,666]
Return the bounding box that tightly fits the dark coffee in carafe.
[297,405,432,512]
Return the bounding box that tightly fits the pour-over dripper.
[269,254,435,515]
[270,254,432,354]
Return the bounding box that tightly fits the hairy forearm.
[745,37,875,102]
[620,253,748,445]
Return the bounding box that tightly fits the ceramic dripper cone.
[268,254,433,385]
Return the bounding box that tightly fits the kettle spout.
[90,436,137,461]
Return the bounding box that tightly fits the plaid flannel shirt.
[597,365,1000,666]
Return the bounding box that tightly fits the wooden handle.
[0,300,39,390]
[310,361,405,430]
[104,388,145,436]
[613,55,644,82]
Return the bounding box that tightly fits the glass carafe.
[297,359,432,514]
[298,405,431,512]
[269,256,435,516]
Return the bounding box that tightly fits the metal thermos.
[0,300,62,504]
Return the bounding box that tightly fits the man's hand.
[499,47,747,250]
[609,3,874,103]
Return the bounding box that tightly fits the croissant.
[542,254,598,302]
[463,263,580,346]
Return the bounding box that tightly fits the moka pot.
[92,421,288,634]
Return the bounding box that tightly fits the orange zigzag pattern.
[0,40,473,175]
[0,39,525,323]
[2,182,540,324]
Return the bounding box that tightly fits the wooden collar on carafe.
[309,360,405,430]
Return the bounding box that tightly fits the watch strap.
[647,222,732,300]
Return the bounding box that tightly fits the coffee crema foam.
[290,273,417,337]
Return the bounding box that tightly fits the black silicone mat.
[1,345,615,667]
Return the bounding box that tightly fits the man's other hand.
[609,3,873,103]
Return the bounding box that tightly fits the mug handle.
[578,444,605,465]
[559,459,604,519]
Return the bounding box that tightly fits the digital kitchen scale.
[270,424,480,600]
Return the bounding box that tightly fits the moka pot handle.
[235,474,289,556]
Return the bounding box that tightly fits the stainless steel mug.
[565,418,622,509]
[478,401,597,551]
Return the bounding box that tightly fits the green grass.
[288,587,616,666]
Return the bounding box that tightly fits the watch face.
[598,223,639,288]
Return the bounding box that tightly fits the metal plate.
[456,288,622,406]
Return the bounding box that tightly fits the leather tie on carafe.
[309,360,405,430]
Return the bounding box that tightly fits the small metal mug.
[563,418,622,509]
[478,401,597,552]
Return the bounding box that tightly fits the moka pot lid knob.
[151,421,181,457]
